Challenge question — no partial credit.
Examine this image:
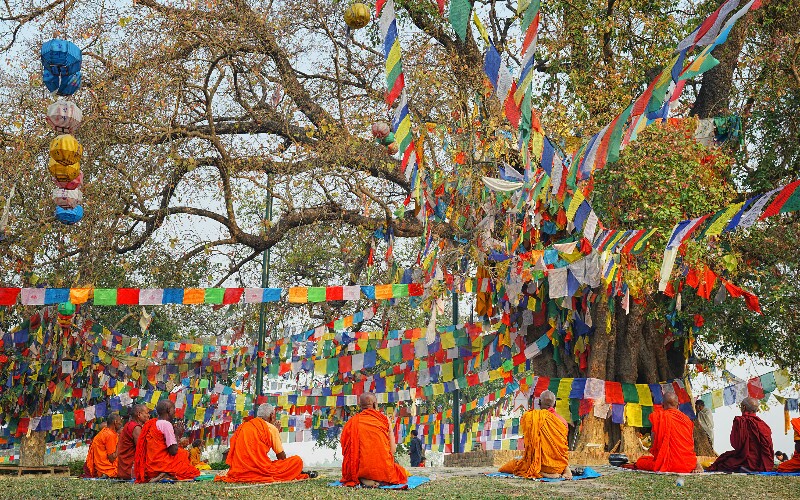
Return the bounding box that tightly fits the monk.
[340,392,409,487]
[134,399,200,483]
[215,403,309,483]
[634,392,703,473]
[707,397,774,472]
[117,404,149,480]
[776,417,800,472]
[84,413,122,478]
[189,439,211,471]
[498,390,572,479]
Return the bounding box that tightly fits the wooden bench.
[0,465,70,476]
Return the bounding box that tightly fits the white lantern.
[46,100,83,134]
[52,188,83,209]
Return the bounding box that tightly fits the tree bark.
[19,431,46,466]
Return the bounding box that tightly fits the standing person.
[695,399,715,449]
[117,404,149,480]
[707,397,774,472]
[134,399,200,483]
[340,392,409,487]
[409,430,425,467]
[84,414,122,478]
[214,403,310,483]
[498,390,572,479]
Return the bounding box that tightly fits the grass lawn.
[0,468,798,499]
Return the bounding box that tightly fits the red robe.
[340,409,408,487]
[635,408,698,473]
[134,418,200,483]
[116,420,141,480]
[777,418,800,472]
[707,413,774,472]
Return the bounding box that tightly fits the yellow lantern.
[49,134,83,165]
[48,157,81,183]
[344,3,371,29]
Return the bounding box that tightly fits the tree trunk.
[19,431,46,466]
[618,302,646,459]
[575,295,610,454]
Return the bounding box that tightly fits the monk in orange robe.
[635,393,702,473]
[340,392,409,487]
[134,399,200,483]
[777,417,800,472]
[707,397,774,472]
[215,403,309,483]
[499,390,572,479]
[85,413,122,478]
[189,439,212,471]
[117,404,149,480]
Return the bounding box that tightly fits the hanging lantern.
[344,3,371,29]
[371,121,391,139]
[52,188,83,209]
[57,301,76,316]
[48,158,80,183]
[387,142,399,155]
[41,39,82,77]
[50,134,83,165]
[380,131,395,146]
[42,68,82,96]
[55,171,83,190]
[55,204,84,225]
[46,100,82,134]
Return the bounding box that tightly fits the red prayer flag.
[222,288,244,304]
[117,288,140,305]
[408,283,424,296]
[0,288,20,306]
[338,355,352,373]
[605,382,624,404]
[533,376,550,397]
[326,286,344,301]
[747,377,765,399]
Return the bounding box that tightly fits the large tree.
[1,0,798,462]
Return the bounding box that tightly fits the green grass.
[0,469,797,500]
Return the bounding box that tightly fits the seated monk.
[117,404,149,480]
[134,399,200,483]
[215,403,309,483]
[777,417,800,472]
[635,392,702,473]
[340,392,409,487]
[189,439,212,471]
[707,397,774,472]
[498,390,572,479]
[84,413,122,478]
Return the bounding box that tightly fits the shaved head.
[359,392,377,410]
[741,397,759,413]
[539,390,556,409]
[662,392,679,410]
[108,412,122,426]
[156,399,175,418]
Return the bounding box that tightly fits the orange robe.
[635,408,698,473]
[215,418,307,483]
[85,426,119,478]
[340,409,408,487]
[498,408,569,478]
[189,447,211,470]
[134,418,200,483]
[777,418,800,472]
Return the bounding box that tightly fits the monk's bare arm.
[389,418,397,456]
[167,444,179,456]
[275,451,287,460]
[132,426,141,443]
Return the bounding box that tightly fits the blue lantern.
[43,68,82,96]
[55,204,84,225]
[41,39,82,76]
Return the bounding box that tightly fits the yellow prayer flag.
[555,399,571,422]
[288,287,308,303]
[69,287,92,304]
[705,202,744,236]
[314,358,327,375]
[195,407,205,422]
[440,332,456,350]
[441,362,454,382]
[465,278,474,293]
[489,369,502,381]
[151,390,162,405]
[636,384,653,406]
[472,11,490,44]
[375,284,393,300]
[567,190,586,222]
[625,403,643,427]
[557,378,573,399]
[52,414,64,430]
[432,383,444,396]
[711,389,724,409]
[278,395,289,407]
[377,348,391,362]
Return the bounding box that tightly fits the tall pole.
[452,290,461,454]
[255,184,273,398]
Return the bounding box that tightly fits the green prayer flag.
[93,289,117,306]
[392,284,408,298]
[606,104,634,165]
[448,0,473,41]
[204,288,224,304]
[307,287,326,302]
[622,383,639,403]
[569,398,580,422]
[63,412,75,429]
[548,377,561,394]
[326,357,338,374]
[641,405,653,427]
